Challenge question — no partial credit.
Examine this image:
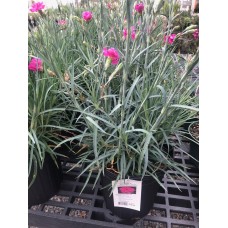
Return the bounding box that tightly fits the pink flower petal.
[103,48,109,57]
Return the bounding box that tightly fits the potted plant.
[28,0,199,223]
[28,55,73,207]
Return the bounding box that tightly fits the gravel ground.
[68,208,88,218]
[43,205,64,214]
[170,211,194,221]
[171,225,194,228]
[30,204,42,211]
[148,208,166,217]
[73,197,92,206]
[166,175,186,182]
[50,195,69,203]
[143,220,167,228]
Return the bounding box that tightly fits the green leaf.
[124,76,141,108]
[109,104,122,115]
[170,104,199,112]
[86,116,106,134]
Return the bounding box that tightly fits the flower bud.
[64,72,70,81]
[184,25,198,32]
[172,25,180,31]
[72,16,83,24]
[47,69,56,77]
[181,29,197,36]
[104,58,112,70]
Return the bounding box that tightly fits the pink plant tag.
[112,179,142,211]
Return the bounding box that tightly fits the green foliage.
[28,0,199,190]
[161,0,180,17]
[28,56,75,188]
[173,11,199,32]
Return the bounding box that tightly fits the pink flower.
[193,29,199,40]
[103,47,120,65]
[28,58,43,72]
[164,34,176,44]
[123,26,136,41]
[58,20,67,25]
[135,3,144,14]
[123,28,128,39]
[131,26,136,40]
[107,3,112,9]
[30,2,45,12]
[82,11,93,22]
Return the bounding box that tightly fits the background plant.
[28,55,76,188]
[172,11,199,54]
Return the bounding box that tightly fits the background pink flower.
[123,28,128,39]
[131,26,136,40]
[28,58,43,72]
[164,34,176,44]
[123,26,136,41]
[135,3,144,14]
[103,48,120,65]
[58,20,67,25]
[30,2,45,12]
[107,3,112,9]
[193,29,199,40]
[82,11,93,22]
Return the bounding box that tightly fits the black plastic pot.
[182,117,199,132]
[28,154,62,207]
[101,169,164,225]
[189,140,199,168]
[188,122,199,169]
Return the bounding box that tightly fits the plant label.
[112,179,142,211]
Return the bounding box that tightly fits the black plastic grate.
[28,142,199,228]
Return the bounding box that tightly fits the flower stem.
[118,0,131,158]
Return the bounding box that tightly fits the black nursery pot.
[101,169,164,224]
[189,137,199,169]
[182,118,199,132]
[28,154,62,207]
[188,122,199,169]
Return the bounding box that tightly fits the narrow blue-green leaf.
[75,110,116,129]
[157,85,167,103]
[109,103,122,115]
[31,129,42,160]
[170,104,199,112]
[28,131,35,144]
[124,76,141,108]
[86,116,106,133]
[138,133,151,173]
[79,170,93,195]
